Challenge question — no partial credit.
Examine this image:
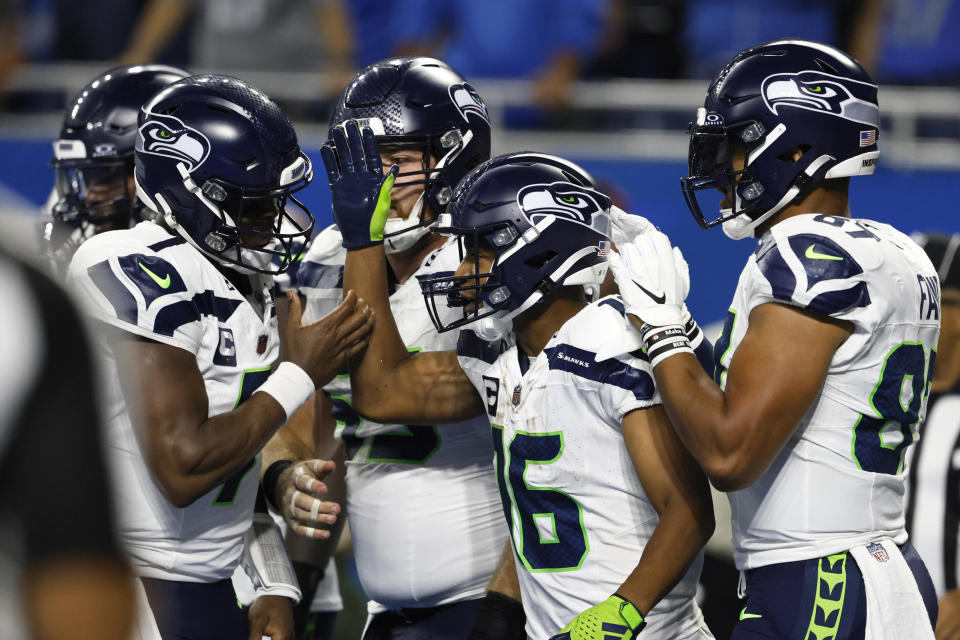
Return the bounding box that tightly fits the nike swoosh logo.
[805,244,843,261]
[139,262,171,289]
[632,279,666,304]
[739,608,762,621]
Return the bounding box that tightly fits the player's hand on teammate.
[247,594,294,640]
[274,459,341,539]
[320,119,399,249]
[281,289,373,388]
[549,595,646,640]
[608,228,689,330]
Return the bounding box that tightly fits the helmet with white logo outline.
[49,64,189,260]
[681,39,879,240]
[328,56,491,253]
[135,74,314,275]
[419,154,611,341]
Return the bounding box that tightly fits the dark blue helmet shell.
[49,64,190,252]
[329,57,492,226]
[135,74,313,274]
[681,39,880,239]
[419,154,611,336]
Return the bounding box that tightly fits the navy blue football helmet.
[49,64,189,258]
[681,40,880,240]
[135,75,314,274]
[419,154,612,340]
[328,57,491,252]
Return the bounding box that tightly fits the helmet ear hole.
[777,144,811,163]
[524,250,557,268]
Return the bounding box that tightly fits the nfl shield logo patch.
[867,542,889,563]
[511,384,522,407]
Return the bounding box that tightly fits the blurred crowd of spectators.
[0,0,958,116]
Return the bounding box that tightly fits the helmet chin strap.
[384,193,430,254]
[722,153,834,240]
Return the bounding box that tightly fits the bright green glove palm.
[549,595,646,640]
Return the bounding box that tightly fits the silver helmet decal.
[448,82,489,123]
[517,181,610,235]
[761,71,879,127]
[137,113,211,171]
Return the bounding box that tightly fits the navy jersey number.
[330,348,441,464]
[492,426,589,572]
[853,342,935,475]
[331,394,440,464]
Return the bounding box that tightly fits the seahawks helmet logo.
[137,113,211,171]
[517,182,609,234]
[761,71,879,127]
[449,82,489,123]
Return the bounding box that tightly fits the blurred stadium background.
[0,0,956,637]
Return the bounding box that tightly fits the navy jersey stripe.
[87,260,138,325]
[598,297,626,316]
[544,343,655,400]
[153,300,200,337]
[194,290,244,322]
[755,237,797,301]
[808,281,871,316]
[147,236,187,252]
[756,233,870,315]
[152,291,243,336]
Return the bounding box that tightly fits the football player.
[322,129,716,640]
[46,63,338,639]
[610,39,940,638]
[45,64,189,274]
[66,75,373,639]
[298,57,514,639]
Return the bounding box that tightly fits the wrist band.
[256,361,315,420]
[683,315,704,350]
[640,323,693,368]
[612,593,647,632]
[262,459,293,512]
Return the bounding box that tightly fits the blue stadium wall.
[4,138,957,326]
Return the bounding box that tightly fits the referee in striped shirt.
[909,232,960,640]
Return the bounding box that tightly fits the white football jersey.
[715,214,941,570]
[298,226,508,611]
[67,221,279,582]
[458,298,710,640]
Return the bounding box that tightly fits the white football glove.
[609,205,655,246]
[609,230,694,367]
[608,229,689,328]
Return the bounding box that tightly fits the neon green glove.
[549,595,646,640]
